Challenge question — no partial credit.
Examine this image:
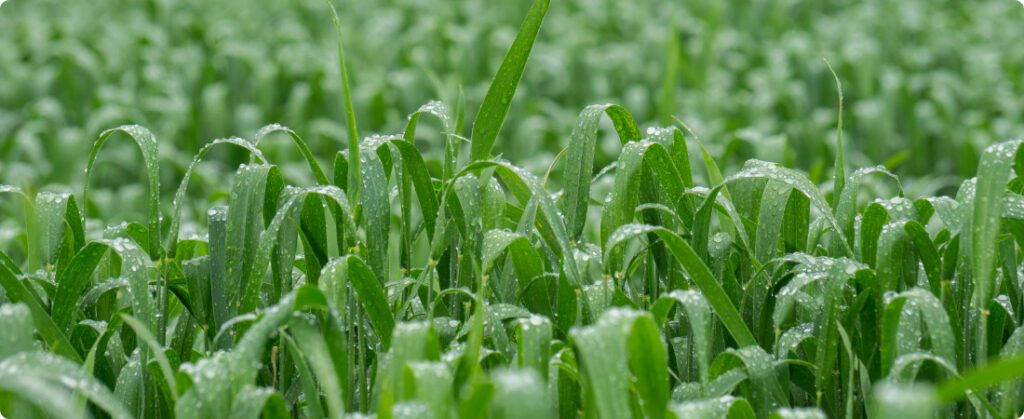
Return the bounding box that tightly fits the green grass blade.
[482,229,551,316]
[0,261,81,362]
[120,313,178,401]
[323,0,361,202]
[0,352,132,419]
[288,316,346,418]
[937,352,1024,402]
[490,369,552,419]
[469,0,550,161]
[346,255,396,349]
[606,223,757,347]
[167,137,265,255]
[971,140,1023,364]
[563,104,640,238]
[0,303,35,360]
[85,125,161,258]
[254,124,330,185]
[628,315,669,419]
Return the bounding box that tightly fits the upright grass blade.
[570,309,642,419]
[0,261,80,362]
[324,0,361,203]
[84,125,161,259]
[482,229,551,316]
[359,140,392,282]
[0,303,34,360]
[346,255,396,349]
[823,59,845,201]
[120,313,178,401]
[469,0,550,161]
[628,315,669,419]
[288,316,347,418]
[490,369,552,419]
[605,223,757,347]
[515,315,551,380]
[971,139,1023,364]
[563,104,640,238]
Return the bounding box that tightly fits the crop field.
[2,0,1024,418]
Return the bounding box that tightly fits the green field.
[2,0,1024,418]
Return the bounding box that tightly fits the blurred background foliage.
[1,0,1023,215]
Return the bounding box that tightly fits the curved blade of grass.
[0,261,80,361]
[652,289,713,383]
[880,288,956,376]
[482,229,550,316]
[469,0,550,161]
[85,125,161,258]
[254,124,330,185]
[563,104,640,238]
[389,139,439,240]
[728,160,851,255]
[167,137,265,256]
[0,351,132,419]
[121,313,178,401]
[605,223,756,347]
[834,165,900,248]
[600,140,687,250]
[937,352,1024,402]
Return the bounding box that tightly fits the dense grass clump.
[2,0,1024,188]
[3,0,1024,418]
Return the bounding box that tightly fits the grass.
[3,0,1024,418]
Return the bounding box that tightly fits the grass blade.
[469,0,550,161]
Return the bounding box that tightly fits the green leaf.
[563,104,640,238]
[605,224,756,347]
[0,352,132,419]
[324,0,361,202]
[470,0,550,161]
[85,125,162,258]
[0,261,80,362]
[167,137,265,256]
[490,369,552,419]
[628,315,669,419]
[0,303,35,360]
[346,255,396,349]
[482,229,551,316]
